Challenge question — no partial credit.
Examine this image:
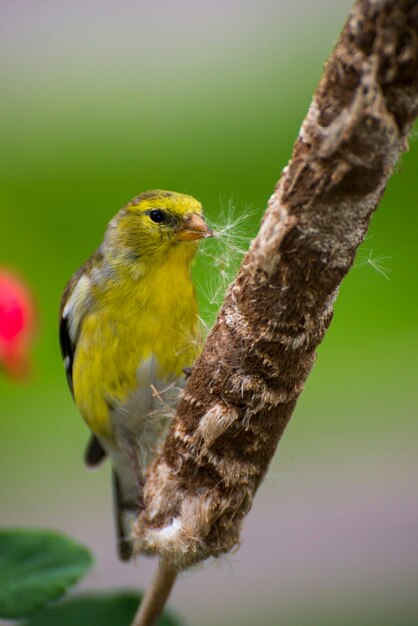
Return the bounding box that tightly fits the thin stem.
[131,558,177,626]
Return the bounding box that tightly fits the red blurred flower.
[0,269,37,380]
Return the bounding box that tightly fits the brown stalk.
[130,559,177,626]
[133,0,418,621]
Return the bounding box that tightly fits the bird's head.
[105,190,213,268]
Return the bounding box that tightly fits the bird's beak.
[176,213,214,241]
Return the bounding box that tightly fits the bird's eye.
[149,209,166,224]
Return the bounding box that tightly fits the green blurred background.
[1,1,417,624]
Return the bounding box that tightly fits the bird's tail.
[84,434,107,467]
[84,435,139,561]
[112,470,137,561]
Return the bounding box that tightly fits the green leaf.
[0,528,93,619]
[23,592,182,626]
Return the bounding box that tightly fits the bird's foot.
[183,366,193,380]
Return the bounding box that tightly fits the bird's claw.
[183,366,193,380]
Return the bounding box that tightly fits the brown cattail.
[134,0,418,570]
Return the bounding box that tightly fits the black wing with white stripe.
[59,258,107,467]
[59,314,75,396]
[59,262,91,396]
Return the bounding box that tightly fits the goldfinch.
[59,190,213,559]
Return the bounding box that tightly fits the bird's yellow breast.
[72,250,200,441]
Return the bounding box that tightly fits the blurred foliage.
[0,529,92,619]
[0,528,180,626]
[23,592,179,626]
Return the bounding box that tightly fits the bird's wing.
[59,313,75,396]
[59,253,108,467]
[59,266,90,396]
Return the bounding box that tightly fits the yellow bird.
[59,190,213,559]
